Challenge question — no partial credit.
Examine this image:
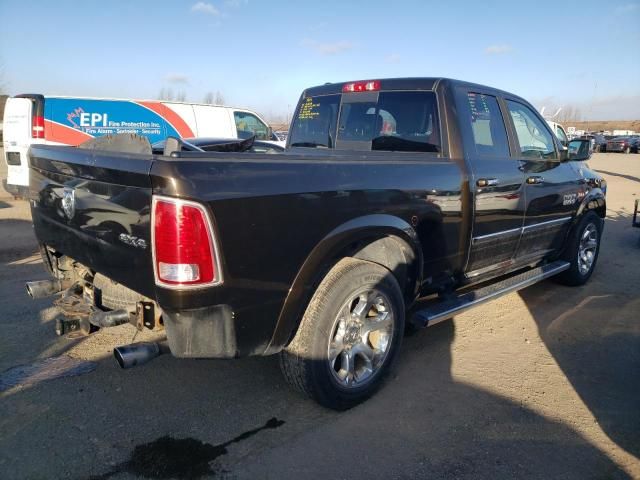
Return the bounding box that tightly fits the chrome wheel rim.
[327,288,394,388]
[578,223,598,275]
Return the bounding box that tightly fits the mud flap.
[163,305,237,358]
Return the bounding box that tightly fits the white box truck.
[2,95,280,198]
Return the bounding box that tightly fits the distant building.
[613,129,636,136]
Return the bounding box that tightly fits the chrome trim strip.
[472,226,522,243]
[472,216,572,244]
[522,216,572,231]
[465,259,515,278]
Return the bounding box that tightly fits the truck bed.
[29,144,467,355]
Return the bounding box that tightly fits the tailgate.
[29,145,156,298]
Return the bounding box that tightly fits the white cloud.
[191,2,220,15]
[164,73,189,84]
[614,3,638,14]
[484,44,513,55]
[302,39,353,56]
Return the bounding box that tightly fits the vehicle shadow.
[519,209,640,460]
[594,169,640,184]
[0,218,94,373]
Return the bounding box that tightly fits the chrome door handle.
[477,178,498,187]
[526,176,544,185]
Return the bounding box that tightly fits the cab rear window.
[289,91,440,154]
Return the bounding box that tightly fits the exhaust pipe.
[89,309,129,328]
[113,342,167,369]
[26,279,65,299]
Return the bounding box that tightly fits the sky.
[0,0,639,121]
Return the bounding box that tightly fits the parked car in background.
[579,134,596,152]
[2,94,276,198]
[546,120,569,147]
[580,134,608,152]
[606,136,640,154]
[595,134,612,152]
[274,130,288,142]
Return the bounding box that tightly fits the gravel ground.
[0,151,638,479]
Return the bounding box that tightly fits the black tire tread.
[555,211,602,286]
[279,258,364,398]
[279,257,404,409]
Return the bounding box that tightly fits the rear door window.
[466,92,509,157]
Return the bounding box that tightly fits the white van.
[545,120,569,147]
[2,95,280,197]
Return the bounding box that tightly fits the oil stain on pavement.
[88,417,285,479]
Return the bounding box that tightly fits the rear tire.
[555,211,603,286]
[279,258,405,410]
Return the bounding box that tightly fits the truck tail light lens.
[342,80,380,93]
[152,196,220,288]
[32,115,45,138]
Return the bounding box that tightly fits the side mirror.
[567,139,592,161]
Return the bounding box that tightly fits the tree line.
[157,88,225,105]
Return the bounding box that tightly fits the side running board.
[411,261,570,328]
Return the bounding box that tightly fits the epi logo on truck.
[61,187,75,220]
[67,107,108,128]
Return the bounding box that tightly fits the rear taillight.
[342,80,380,93]
[32,115,45,138]
[152,196,221,288]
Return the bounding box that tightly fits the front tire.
[556,211,603,286]
[279,258,405,410]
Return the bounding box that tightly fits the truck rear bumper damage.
[162,305,238,358]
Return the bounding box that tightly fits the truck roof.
[302,77,523,101]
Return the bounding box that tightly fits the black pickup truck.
[26,78,606,409]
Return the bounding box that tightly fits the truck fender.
[561,189,606,251]
[263,214,422,355]
[575,189,606,221]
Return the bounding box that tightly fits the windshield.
[289,91,441,153]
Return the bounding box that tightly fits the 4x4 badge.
[62,187,75,220]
